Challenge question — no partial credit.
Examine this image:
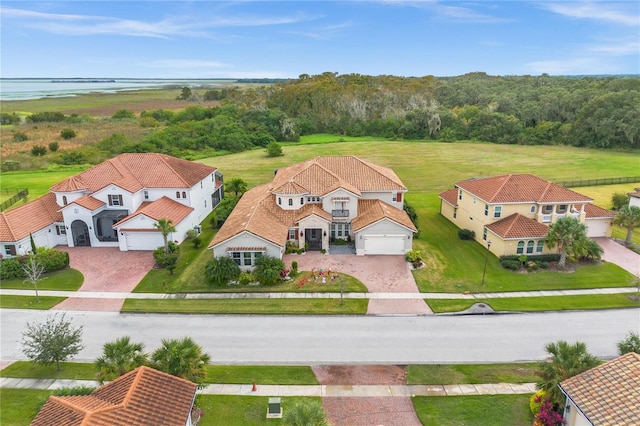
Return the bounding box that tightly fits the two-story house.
[209,156,416,268]
[0,153,223,256]
[439,174,614,257]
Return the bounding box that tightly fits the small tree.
[13,132,28,142]
[31,145,47,156]
[48,142,59,152]
[22,313,84,371]
[544,217,588,268]
[205,255,241,286]
[153,218,176,254]
[177,87,193,100]
[617,331,640,355]
[60,128,76,139]
[95,336,148,384]
[253,255,285,286]
[151,337,210,386]
[613,206,640,246]
[226,178,248,198]
[283,401,329,426]
[22,255,47,303]
[266,141,284,157]
[611,192,629,210]
[111,109,136,119]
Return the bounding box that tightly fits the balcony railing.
[332,209,349,220]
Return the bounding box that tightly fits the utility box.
[266,397,282,419]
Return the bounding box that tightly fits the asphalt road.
[2,309,639,364]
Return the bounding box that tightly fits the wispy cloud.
[284,21,355,40]
[540,2,640,26]
[589,40,640,55]
[375,0,509,23]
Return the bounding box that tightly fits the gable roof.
[485,213,550,239]
[584,203,615,219]
[0,193,63,242]
[51,153,216,194]
[559,352,640,426]
[113,197,194,228]
[65,195,106,212]
[439,188,459,207]
[352,199,417,232]
[456,174,592,204]
[31,366,197,426]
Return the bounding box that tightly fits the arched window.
[516,241,524,254]
[526,241,535,254]
[62,196,68,205]
[536,241,544,254]
[176,191,181,198]
[182,191,186,198]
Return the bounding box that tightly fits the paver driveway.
[283,252,432,315]
[52,247,155,312]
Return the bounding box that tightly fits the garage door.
[125,232,161,251]
[586,219,610,238]
[363,235,405,255]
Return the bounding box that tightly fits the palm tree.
[282,401,329,426]
[95,336,148,384]
[253,255,285,286]
[613,205,640,246]
[153,218,176,253]
[226,178,248,198]
[544,217,588,268]
[151,337,210,386]
[205,255,241,286]
[536,340,600,406]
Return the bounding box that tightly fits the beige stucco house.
[559,352,640,426]
[439,174,614,257]
[209,156,417,268]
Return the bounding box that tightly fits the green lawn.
[413,394,533,426]
[0,268,83,291]
[407,363,539,385]
[0,295,66,310]
[121,298,368,314]
[0,166,90,201]
[206,365,318,385]
[0,389,53,426]
[427,293,640,313]
[0,361,98,380]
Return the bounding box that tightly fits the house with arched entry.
[209,156,417,269]
[0,153,223,257]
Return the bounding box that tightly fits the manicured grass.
[0,295,66,310]
[206,365,318,385]
[413,394,533,426]
[0,166,90,201]
[0,388,53,426]
[197,395,322,426]
[121,298,368,314]
[407,363,539,385]
[0,361,98,380]
[427,293,640,313]
[0,268,83,291]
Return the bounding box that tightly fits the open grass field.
[1,166,89,201]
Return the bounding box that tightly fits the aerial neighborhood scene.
[1,1,639,425]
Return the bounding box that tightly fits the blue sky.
[1,1,638,78]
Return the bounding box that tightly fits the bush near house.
[458,229,475,240]
[0,248,69,280]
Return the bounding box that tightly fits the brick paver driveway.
[283,252,432,315]
[52,247,155,312]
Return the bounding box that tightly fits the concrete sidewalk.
[0,377,537,397]
[0,287,634,300]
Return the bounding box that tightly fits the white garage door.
[586,219,610,238]
[125,232,161,251]
[363,235,405,255]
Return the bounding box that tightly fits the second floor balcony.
[332,209,349,221]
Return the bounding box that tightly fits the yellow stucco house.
[439,174,615,257]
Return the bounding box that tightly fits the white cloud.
[540,2,640,26]
[374,0,509,23]
[526,56,623,75]
[588,41,640,55]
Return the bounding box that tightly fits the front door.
[305,228,322,251]
[71,220,91,247]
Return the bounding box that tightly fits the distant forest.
[3,72,639,168]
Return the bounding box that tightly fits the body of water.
[0,78,234,101]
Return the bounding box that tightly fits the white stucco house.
[209,156,417,269]
[0,153,223,256]
[629,188,640,208]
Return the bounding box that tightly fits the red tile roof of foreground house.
[113,196,194,228]
[51,153,216,194]
[456,174,592,204]
[559,352,640,426]
[352,199,417,232]
[0,193,63,242]
[485,213,550,239]
[31,366,197,426]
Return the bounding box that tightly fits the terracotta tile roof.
[67,195,106,211]
[31,366,197,426]
[271,156,406,197]
[295,204,333,222]
[113,196,194,228]
[51,153,216,194]
[629,190,640,199]
[456,174,592,204]
[559,352,640,426]
[0,193,62,242]
[486,213,550,239]
[439,188,459,207]
[351,199,417,232]
[584,204,615,218]
[210,184,290,248]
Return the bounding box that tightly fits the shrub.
[34,248,69,272]
[530,390,547,415]
[60,128,77,139]
[185,229,198,240]
[617,331,640,355]
[266,141,284,157]
[48,142,59,152]
[238,272,255,285]
[152,248,178,269]
[611,192,629,210]
[285,241,300,254]
[291,261,298,275]
[27,111,66,123]
[534,398,563,426]
[500,259,521,270]
[405,249,423,267]
[53,386,95,396]
[192,235,202,249]
[59,151,85,165]
[205,256,241,287]
[1,112,21,124]
[458,229,475,240]
[0,258,24,280]
[31,145,47,156]
[1,160,21,171]
[139,116,160,128]
[111,109,135,119]
[500,254,561,263]
[13,132,28,142]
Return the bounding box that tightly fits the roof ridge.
[156,153,191,188]
[490,174,514,203]
[0,213,17,241]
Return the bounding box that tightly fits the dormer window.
[62,196,68,205]
[176,191,181,199]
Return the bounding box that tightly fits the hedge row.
[0,248,70,280]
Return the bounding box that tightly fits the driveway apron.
[594,238,640,276]
[283,253,432,315]
[52,247,155,312]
